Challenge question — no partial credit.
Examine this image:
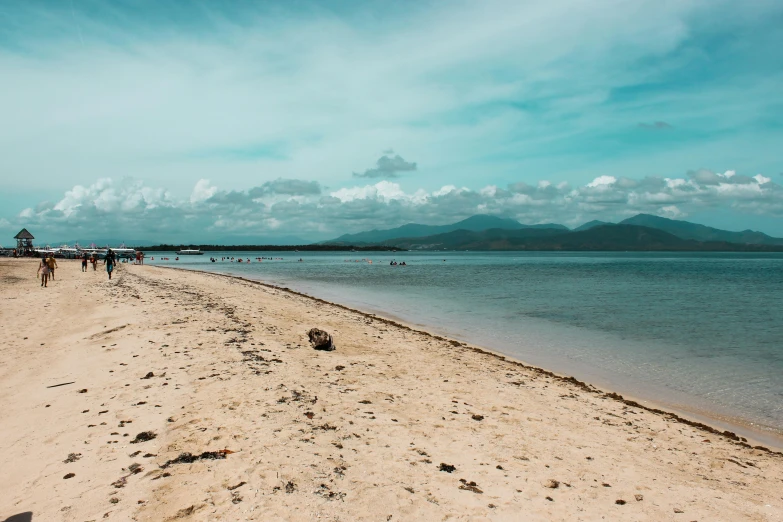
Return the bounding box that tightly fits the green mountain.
[382,224,783,251]
[619,214,783,245]
[573,220,613,232]
[325,215,568,245]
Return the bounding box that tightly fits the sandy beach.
[1,257,782,521]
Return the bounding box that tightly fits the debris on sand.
[227,481,246,491]
[63,473,75,479]
[615,499,626,505]
[78,389,88,393]
[141,372,154,379]
[635,494,644,502]
[160,449,234,469]
[285,480,296,494]
[307,328,335,351]
[458,479,483,494]
[63,453,82,463]
[439,463,456,473]
[130,431,157,444]
[543,479,560,489]
[471,414,484,421]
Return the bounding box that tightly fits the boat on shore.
[176,249,204,255]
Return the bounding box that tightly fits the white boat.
[176,249,204,255]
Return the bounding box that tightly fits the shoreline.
[167,264,783,454]
[3,258,782,521]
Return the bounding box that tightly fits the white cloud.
[190,179,218,203]
[5,168,782,243]
[586,175,617,188]
[659,205,685,218]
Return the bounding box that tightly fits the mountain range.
[380,225,783,251]
[326,215,567,245]
[324,214,783,251]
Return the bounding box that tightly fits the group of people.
[389,260,407,266]
[36,254,58,287]
[38,249,119,288]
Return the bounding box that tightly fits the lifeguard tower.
[14,228,34,256]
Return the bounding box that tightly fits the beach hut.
[14,228,34,255]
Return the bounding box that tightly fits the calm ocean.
[149,251,783,441]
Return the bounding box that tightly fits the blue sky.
[0,0,782,244]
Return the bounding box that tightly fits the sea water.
[151,251,783,439]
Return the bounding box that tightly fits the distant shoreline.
[134,244,404,252]
[133,244,783,252]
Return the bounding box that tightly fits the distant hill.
[619,214,783,245]
[381,224,783,251]
[325,215,568,245]
[573,220,613,232]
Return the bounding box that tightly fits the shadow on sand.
[3,513,33,522]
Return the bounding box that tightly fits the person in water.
[37,254,50,287]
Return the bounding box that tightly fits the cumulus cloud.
[191,179,218,203]
[4,169,782,243]
[248,179,322,198]
[353,154,418,179]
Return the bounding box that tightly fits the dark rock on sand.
[439,463,456,473]
[307,328,335,351]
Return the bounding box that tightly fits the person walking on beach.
[45,254,58,280]
[104,249,116,280]
[82,253,88,272]
[90,254,97,271]
[37,255,50,287]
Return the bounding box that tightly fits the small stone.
[635,494,644,502]
[543,479,560,489]
[63,473,75,479]
[615,499,626,505]
[674,508,684,513]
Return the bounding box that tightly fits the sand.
[1,257,782,521]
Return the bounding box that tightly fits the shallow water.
[149,251,783,437]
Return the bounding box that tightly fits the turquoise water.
[149,251,783,438]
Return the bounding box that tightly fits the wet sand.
[1,257,782,521]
